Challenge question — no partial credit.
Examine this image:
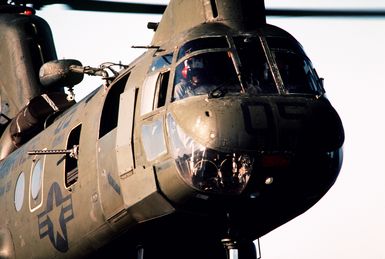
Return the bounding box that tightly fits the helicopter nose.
[240,97,345,152]
[159,95,344,210]
[169,96,344,153]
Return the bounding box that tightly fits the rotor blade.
[266,8,385,17]
[33,0,385,18]
[66,1,166,14]
[34,0,166,14]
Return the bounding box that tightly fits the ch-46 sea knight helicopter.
[0,0,359,258]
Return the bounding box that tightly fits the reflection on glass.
[266,36,323,95]
[173,52,239,101]
[273,51,321,94]
[149,54,173,72]
[15,172,25,211]
[167,114,252,194]
[141,119,167,161]
[234,36,277,94]
[265,36,306,56]
[177,37,229,60]
[31,159,43,200]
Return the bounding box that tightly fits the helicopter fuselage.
[0,1,344,258]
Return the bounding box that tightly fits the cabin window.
[30,158,44,211]
[141,118,167,161]
[140,73,159,115]
[31,159,43,200]
[65,125,81,188]
[14,171,25,211]
[99,73,130,138]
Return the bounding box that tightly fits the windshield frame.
[172,47,241,101]
[263,35,325,96]
[177,36,230,61]
[171,34,324,102]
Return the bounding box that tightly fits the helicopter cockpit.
[172,35,324,101]
[156,33,341,197]
[173,51,239,100]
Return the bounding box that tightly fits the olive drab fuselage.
[0,1,344,258]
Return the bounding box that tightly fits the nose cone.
[162,95,344,239]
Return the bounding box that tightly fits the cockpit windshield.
[172,35,323,101]
[273,51,321,94]
[266,37,323,95]
[234,36,277,94]
[177,36,229,60]
[173,52,239,101]
[234,36,323,95]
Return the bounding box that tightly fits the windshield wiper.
[208,85,228,98]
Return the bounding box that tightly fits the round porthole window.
[14,172,25,211]
[31,159,43,200]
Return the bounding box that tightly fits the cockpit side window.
[177,37,229,60]
[149,54,173,73]
[140,54,172,115]
[155,71,169,108]
[172,52,239,101]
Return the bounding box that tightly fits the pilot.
[174,57,206,100]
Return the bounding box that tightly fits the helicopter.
[0,0,350,258]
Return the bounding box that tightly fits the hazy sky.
[38,1,385,258]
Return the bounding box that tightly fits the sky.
[37,1,385,258]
